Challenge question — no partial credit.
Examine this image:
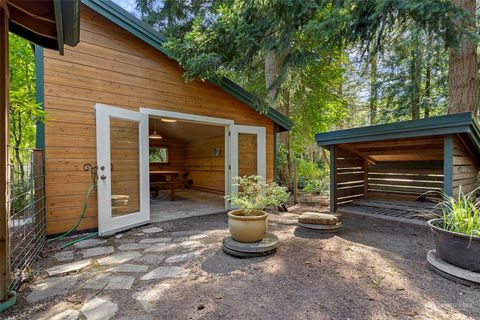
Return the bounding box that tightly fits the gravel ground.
[3,204,480,320]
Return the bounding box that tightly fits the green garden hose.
[47,183,98,248]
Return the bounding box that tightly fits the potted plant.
[427,187,480,272]
[225,175,289,243]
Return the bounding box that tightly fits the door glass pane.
[110,117,140,216]
[238,133,257,177]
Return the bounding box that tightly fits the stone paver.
[142,226,164,234]
[73,238,107,249]
[133,283,171,311]
[27,275,78,303]
[84,274,135,290]
[32,302,80,320]
[81,297,117,320]
[139,237,172,244]
[181,240,204,250]
[96,251,142,266]
[46,259,92,276]
[82,246,114,258]
[171,230,201,237]
[53,251,74,262]
[133,254,166,265]
[106,263,148,273]
[144,242,181,253]
[165,251,201,264]
[117,243,151,251]
[141,266,187,280]
[189,233,208,240]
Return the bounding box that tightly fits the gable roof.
[81,0,293,132]
[315,112,480,157]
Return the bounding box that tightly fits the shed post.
[0,0,10,302]
[329,145,337,212]
[443,135,453,197]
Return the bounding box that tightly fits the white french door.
[230,125,267,196]
[95,103,150,236]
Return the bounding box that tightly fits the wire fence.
[7,147,45,291]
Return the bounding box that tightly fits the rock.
[46,259,92,276]
[141,266,187,280]
[84,275,135,290]
[53,251,74,262]
[139,237,172,244]
[165,252,201,264]
[142,227,164,234]
[106,264,148,273]
[144,243,181,253]
[133,254,166,265]
[27,275,78,303]
[133,283,171,311]
[96,251,142,266]
[117,243,151,251]
[298,212,340,225]
[81,297,117,320]
[181,241,204,250]
[73,238,107,249]
[82,246,114,258]
[32,302,80,320]
[133,233,144,236]
[115,234,123,239]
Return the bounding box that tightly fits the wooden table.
[149,171,180,201]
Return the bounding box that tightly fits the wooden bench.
[150,181,175,201]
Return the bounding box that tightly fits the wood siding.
[452,135,479,195]
[43,6,274,234]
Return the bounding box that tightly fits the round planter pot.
[427,218,480,272]
[228,210,268,243]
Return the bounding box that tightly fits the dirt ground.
[4,203,480,320]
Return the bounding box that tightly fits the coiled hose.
[47,183,98,249]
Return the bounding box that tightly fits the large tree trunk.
[369,52,378,124]
[448,0,478,115]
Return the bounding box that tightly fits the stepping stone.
[81,297,117,320]
[165,252,201,264]
[27,275,78,303]
[181,241,204,250]
[298,212,339,225]
[141,266,187,280]
[144,242,181,253]
[82,246,114,258]
[142,227,163,234]
[96,251,142,266]
[133,254,166,265]
[118,243,151,251]
[32,302,80,320]
[139,237,172,244]
[133,283,171,311]
[222,233,279,258]
[53,251,74,262]
[171,230,201,237]
[106,264,148,273]
[46,259,92,276]
[73,239,107,249]
[84,274,135,290]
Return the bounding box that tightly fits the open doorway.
[148,116,227,222]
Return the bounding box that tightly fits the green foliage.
[297,158,329,194]
[225,175,289,215]
[440,187,480,237]
[10,179,32,214]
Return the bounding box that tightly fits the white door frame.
[140,108,234,210]
[95,103,150,236]
[230,125,267,194]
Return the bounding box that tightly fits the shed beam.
[443,135,453,197]
[329,145,337,212]
[338,144,376,164]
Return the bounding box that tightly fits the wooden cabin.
[36,0,292,236]
[316,113,480,224]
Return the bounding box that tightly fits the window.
[149,147,169,163]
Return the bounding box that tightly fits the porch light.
[149,130,163,139]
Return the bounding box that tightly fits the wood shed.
[315,113,480,224]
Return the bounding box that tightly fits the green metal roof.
[82,0,293,131]
[316,112,480,156]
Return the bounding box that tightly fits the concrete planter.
[228,210,268,243]
[428,218,480,272]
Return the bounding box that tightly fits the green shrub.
[440,187,480,237]
[225,175,290,215]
